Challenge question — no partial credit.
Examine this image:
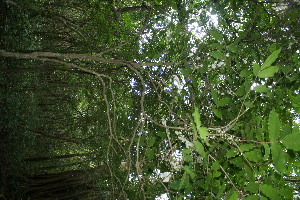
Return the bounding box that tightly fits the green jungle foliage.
[0,0,299,199]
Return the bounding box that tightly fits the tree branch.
[0,50,192,67]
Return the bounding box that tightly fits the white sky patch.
[207,8,219,26]
[172,75,184,90]
[130,78,136,87]
[156,193,169,200]
[251,81,264,90]
[188,20,206,39]
[188,8,218,39]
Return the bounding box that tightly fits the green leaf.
[282,133,300,151]
[184,154,193,162]
[218,97,230,107]
[211,89,219,104]
[239,144,254,152]
[210,51,225,60]
[209,30,223,41]
[181,68,192,77]
[257,65,279,78]
[211,42,224,50]
[211,160,220,171]
[253,63,260,76]
[271,143,286,172]
[183,165,195,179]
[253,85,268,93]
[245,163,255,181]
[192,106,202,130]
[184,184,194,195]
[253,49,281,78]
[278,64,290,74]
[157,131,167,138]
[213,171,222,177]
[261,48,281,70]
[244,151,261,162]
[268,43,277,52]
[260,184,281,200]
[194,140,206,158]
[269,110,280,142]
[225,148,239,158]
[146,148,155,160]
[292,124,299,135]
[226,191,238,200]
[240,69,251,77]
[231,157,245,168]
[236,87,245,96]
[244,101,253,108]
[213,108,222,118]
[182,148,191,154]
[199,127,209,143]
[168,0,178,9]
[246,182,259,193]
[148,136,156,147]
[263,144,270,161]
[180,172,188,189]
[244,195,260,200]
[170,180,181,190]
[226,43,238,53]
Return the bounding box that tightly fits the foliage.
[0,0,299,199]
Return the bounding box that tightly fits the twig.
[208,154,239,191]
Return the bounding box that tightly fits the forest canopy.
[0,0,299,199]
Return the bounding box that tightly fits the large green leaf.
[218,97,230,106]
[170,181,181,190]
[282,133,300,151]
[240,69,251,77]
[183,165,195,179]
[211,160,220,171]
[209,30,223,41]
[260,184,280,200]
[246,182,259,193]
[271,143,286,172]
[253,63,260,76]
[194,140,206,158]
[268,110,280,142]
[244,195,260,200]
[257,65,279,78]
[239,144,254,152]
[213,171,221,177]
[210,51,225,60]
[213,108,223,118]
[148,136,156,147]
[225,148,239,158]
[211,42,224,50]
[261,48,281,70]
[179,172,188,189]
[226,191,238,200]
[226,43,238,53]
[199,127,209,144]
[211,89,219,104]
[253,49,281,78]
[253,85,268,93]
[192,106,202,131]
[263,144,270,160]
[236,86,245,96]
[146,148,155,160]
[244,150,261,162]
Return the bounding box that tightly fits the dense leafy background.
[0,0,299,199]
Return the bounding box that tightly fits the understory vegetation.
[0,0,299,199]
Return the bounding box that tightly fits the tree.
[0,0,299,199]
